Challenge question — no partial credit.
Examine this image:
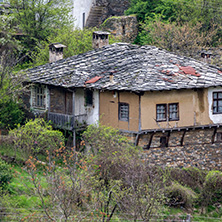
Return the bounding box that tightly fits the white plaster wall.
[75,88,99,125]
[72,0,95,29]
[208,87,222,123]
[87,89,99,125]
[75,88,86,115]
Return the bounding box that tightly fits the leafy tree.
[139,19,219,57]
[27,26,121,68]
[25,146,89,221]
[82,124,165,221]
[0,99,24,129]
[30,27,96,67]
[125,0,163,22]
[9,0,73,53]
[126,0,222,47]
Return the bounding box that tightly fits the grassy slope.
[0,143,222,221]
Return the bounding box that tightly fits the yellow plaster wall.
[100,91,139,131]
[141,89,212,130]
[195,88,212,125]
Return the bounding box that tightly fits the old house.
[24,32,222,169]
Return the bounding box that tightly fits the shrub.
[201,171,222,206]
[165,183,197,208]
[167,167,206,192]
[9,118,65,157]
[0,159,12,190]
[0,100,24,130]
[82,123,140,182]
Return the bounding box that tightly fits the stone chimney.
[49,43,66,63]
[92,31,110,49]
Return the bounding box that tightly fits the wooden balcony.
[48,112,87,130]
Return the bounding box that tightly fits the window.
[85,89,93,106]
[119,103,129,121]
[213,92,222,114]
[156,103,179,121]
[156,104,167,121]
[33,86,45,108]
[169,103,179,121]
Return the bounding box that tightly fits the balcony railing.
[48,112,87,130]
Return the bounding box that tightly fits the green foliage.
[83,124,139,184]
[0,159,13,190]
[201,170,222,206]
[166,167,206,193]
[125,0,163,22]
[126,0,222,47]
[165,183,197,208]
[9,118,64,156]
[9,0,73,53]
[0,100,24,129]
[82,124,165,221]
[30,27,96,67]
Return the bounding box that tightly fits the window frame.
[33,85,45,109]
[156,104,167,122]
[118,102,129,122]
[168,103,179,121]
[85,89,93,106]
[213,92,222,114]
[156,103,179,122]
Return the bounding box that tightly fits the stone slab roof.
[26,43,222,92]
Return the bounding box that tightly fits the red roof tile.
[179,66,196,75]
[179,66,201,77]
[85,76,102,84]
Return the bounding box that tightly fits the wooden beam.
[47,87,51,120]
[72,90,76,148]
[212,127,217,144]
[138,95,141,131]
[146,132,155,149]
[135,133,140,146]
[180,130,186,146]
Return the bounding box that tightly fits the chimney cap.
[49,43,67,49]
[93,31,110,35]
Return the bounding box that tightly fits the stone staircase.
[85,6,105,28]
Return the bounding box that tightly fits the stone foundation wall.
[137,128,222,170]
[142,144,222,171]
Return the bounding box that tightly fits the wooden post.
[47,87,51,120]
[72,90,76,148]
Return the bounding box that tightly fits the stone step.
[86,6,104,28]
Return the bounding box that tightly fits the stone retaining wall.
[96,0,129,24]
[101,15,138,43]
[138,128,222,171]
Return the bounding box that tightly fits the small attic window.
[85,89,93,106]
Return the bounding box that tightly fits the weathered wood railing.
[48,112,87,130]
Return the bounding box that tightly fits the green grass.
[0,142,48,165]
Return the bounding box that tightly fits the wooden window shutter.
[32,86,37,107]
